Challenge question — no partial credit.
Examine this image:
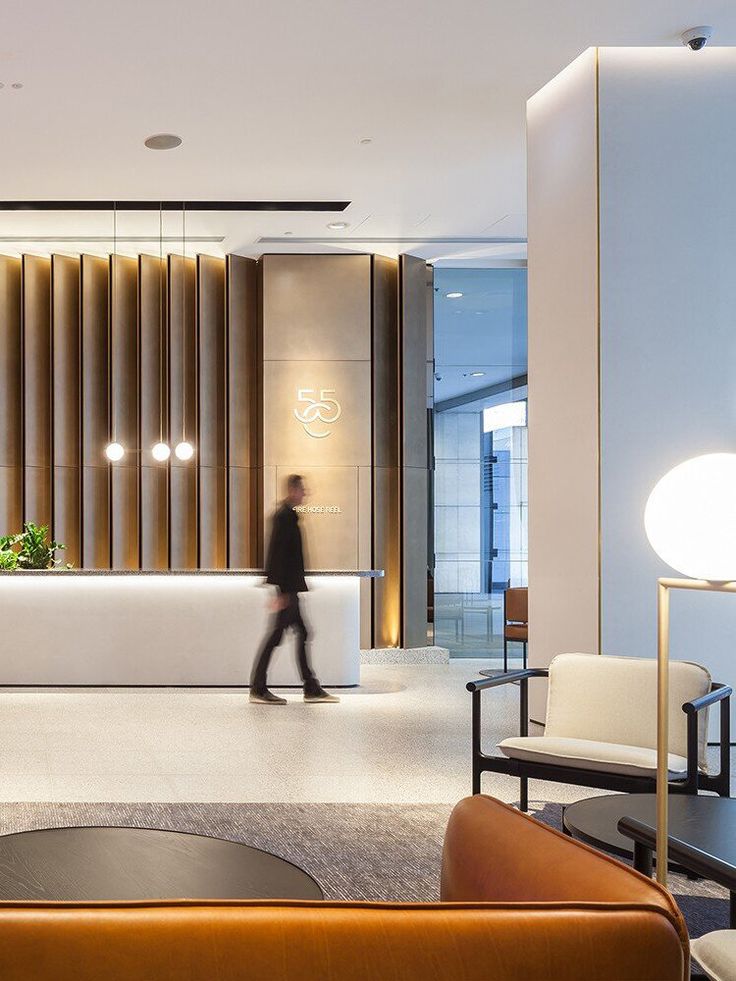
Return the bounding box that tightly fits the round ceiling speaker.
[144,133,183,150]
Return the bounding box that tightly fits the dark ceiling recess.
[0,200,350,212]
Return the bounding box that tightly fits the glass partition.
[432,267,528,662]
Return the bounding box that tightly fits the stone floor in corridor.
[0,660,731,804]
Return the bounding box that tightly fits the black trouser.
[251,593,319,693]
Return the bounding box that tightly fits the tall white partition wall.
[528,48,736,725]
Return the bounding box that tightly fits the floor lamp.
[645,453,736,887]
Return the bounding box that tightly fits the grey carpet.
[0,801,727,939]
[0,802,453,904]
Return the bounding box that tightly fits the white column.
[528,47,736,724]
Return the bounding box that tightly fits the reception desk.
[0,570,382,687]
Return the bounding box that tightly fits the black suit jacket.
[265,504,307,594]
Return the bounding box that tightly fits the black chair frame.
[468,669,731,811]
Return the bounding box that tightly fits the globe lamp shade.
[174,441,194,461]
[645,453,736,582]
[104,442,125,462]
[151,442,171,462]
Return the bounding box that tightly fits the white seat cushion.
[545,653,711,768]
[498,735,688,779]
[690,930,736,981]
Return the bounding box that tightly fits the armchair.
[468,653,731,809]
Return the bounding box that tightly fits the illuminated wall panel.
[0,257,22,535]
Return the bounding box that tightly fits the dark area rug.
[0,800,727,940]
[0,802,453,904]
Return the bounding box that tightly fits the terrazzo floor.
[0,660,732,805]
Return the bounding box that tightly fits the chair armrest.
[466,668,547,693]
[682,682,732,716]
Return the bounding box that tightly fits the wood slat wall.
[227,255,260,568]
[0,250,426,649]
[197,254,227,568]
[139,255,169,569]
[110,255,139,570]
[168,254,198,569]
[22,255,52,531]
[0,256,22,535]
[81,254,111,569]
[0,252,259,571]
[51,254,81,567]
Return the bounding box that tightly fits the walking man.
[250,474,339,704]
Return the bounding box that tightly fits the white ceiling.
[434,267,527,402]
[2,0,736,261]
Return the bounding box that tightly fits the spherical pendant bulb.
[174,441,194,461]
[151,442,171,462]
[105,442,125,462]
[645,453,736,581]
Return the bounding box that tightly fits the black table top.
[0,826,323,902]
[564,794,736,869]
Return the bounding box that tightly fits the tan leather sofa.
[0,795,688,980]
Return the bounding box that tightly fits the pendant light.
[174,200,194,462]
[151,202,171,462]
[105,201,125,462]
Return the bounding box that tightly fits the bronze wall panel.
[139,255,168,569]
[22,255,52,530]
[400,255,429,470]
[0,256,22,533]
[51,255,81,565]
[373,466,401,648]
[110,256,139,570]
[197,255,226,567]
[80,255,110,567]
[228,467,256,568]
[262,254,371,361]
[227,255,259,566]
[261,254,373,577]
[198,467,227,568]
[371,256,400,647]
[81,466,110,567]
[399,255,431,648]
[168,255,197,568]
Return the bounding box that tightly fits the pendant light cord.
[159,203,164,445]
[111,201,117,444]
[181,201,186,444]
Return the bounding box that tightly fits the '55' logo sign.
[294,389,342,439]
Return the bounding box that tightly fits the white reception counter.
[0,570,382,687]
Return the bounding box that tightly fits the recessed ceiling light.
[359,138,372,145]
[11,82,23,89]
[327,221,349,230]
[469,371,485,377]
[144,133,182,150]
[446,291,463,299]
[283,231,293,236]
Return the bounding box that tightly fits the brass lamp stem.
[656,580,670,885]
[655,576,736,888]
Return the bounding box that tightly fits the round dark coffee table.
[563,794,736,877]
[0,827,323,901]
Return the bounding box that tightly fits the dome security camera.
[681,26,713,51]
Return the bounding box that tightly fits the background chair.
[468,652,731,809]
[503,587,527,671]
